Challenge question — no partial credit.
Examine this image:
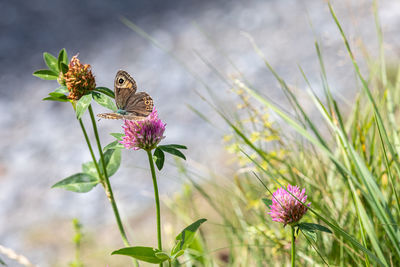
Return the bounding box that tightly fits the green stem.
[78,119,102,176]
[146,150,162,267]
[291,226,296,267]
[87,105,139,267]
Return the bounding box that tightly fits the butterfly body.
[97,70,154,120]
[117,109,128,115]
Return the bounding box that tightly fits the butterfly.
[97,70,154,120]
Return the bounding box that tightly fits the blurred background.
[0,0,399,266]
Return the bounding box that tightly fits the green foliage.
[112,246,166,264]
[99,149,121,177]
[43,92,69,102]
[92,91,117,112]
[75,94,92,119]
[154,144,187,170]
[158,145,187,160]
[52,173,99,193]
[33,69,58,80]
[112,219,206,264]
[58,48,68,71]
[162,2,400,265]
[43,52,59,72]
[103,140,124,151]
[110,133,124,140]
[54,86,68,94]
[153,147,165,170]
[69,218,84,267]
[172,218,207,255]
[261,198,272,207]
[94,87,115,99]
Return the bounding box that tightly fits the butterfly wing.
[97,113,125,120]
[114,70,137,110]
[125,92,154,118]
[97,112,146,121]
[97,71,153,121]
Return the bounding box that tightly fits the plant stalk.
[146,149,163,267]
[291,226,296,267]
[87,105,139,267]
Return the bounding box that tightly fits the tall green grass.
[161,2,400,267]
[123,1,399,266]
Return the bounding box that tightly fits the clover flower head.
[120,109,166,151]
[268,184,310,226]
[63,55,96,100]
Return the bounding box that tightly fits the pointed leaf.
[159,146,186,160]
[60,62,68,74]
[0,256,5,265]
[49,92,66,98]
[43,93,69,102]
[92,92,117,112]
[99,149,121,177]
[111,246,166,264]
[82,161,98,178]
[94,87,115,99]
[103,140,124,152]
[75,94,92,119]
[43,52,59,72]
[110,133,124,141]
[172,250,184,259]
[58,48,68,71]
[298,222,332,234]
[301,228,317,243]
[172,219,207,255]
[262,198,272,207]
[54,86,68,94]
[155,252,170,261]
[52,173,99,193]
[154,148,165,171]
[163,144,187,149]
[33,69,58,80]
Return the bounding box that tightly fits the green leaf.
[54,86,68,94]
[92,92,117,112]
[155,252,170,261]
[103,140,124,152]
[0,256,5,265]
[172,219,207,255]
[301,227,317,243]
[153,148,165,171]
[163,144,187,149]
[297,222,332,234]
[171,250,184,259]
[33,69,58,80]
[43,93,69,102]
[49,92,66,98]
[94,87,115,99]
[82,161,98,178]
[262,198,272,207]
[110,133,124,141]
[99,149,121,177]
[111,246,166,264]
[159,146,186,160]
[75,94,92,119]
[60,62,68,74]
[43,52,59,72]
[186,236,205,264]
[58,48,68,71]
[52,173,99,193]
